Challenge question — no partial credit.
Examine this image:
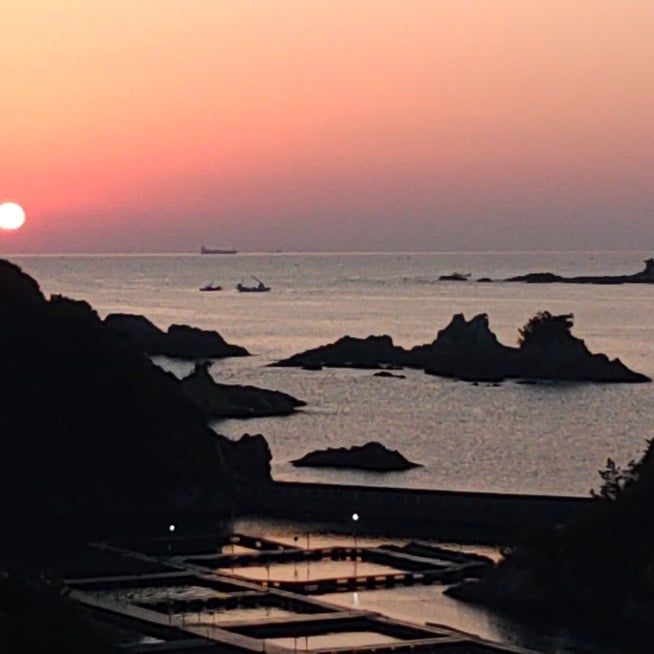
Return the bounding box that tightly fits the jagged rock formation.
[180,361,306,418]
[273,312,649,383]
[0,259,272,542]
[291,441,420,472]
[412,313,511,381]
[507,311,642,382]
[104,312,249,359]
[505,257,654,284]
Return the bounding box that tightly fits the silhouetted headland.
[503,257,654,284]
[180,360,306,418]
[0,259,273,550]
[105,312,249,359]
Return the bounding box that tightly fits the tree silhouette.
[518,311,575,346]
[591,457,641,501]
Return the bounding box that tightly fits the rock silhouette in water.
[273,312,649,383]
[180,360,306,418]
[292,441,421,472]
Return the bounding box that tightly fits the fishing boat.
[236,276,270,292]
[200,246,237,254]
[199,282,223,291]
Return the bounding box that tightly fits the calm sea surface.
[10,251,654,497]
[8,250,654,653]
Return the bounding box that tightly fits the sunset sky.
[2,1,653,253]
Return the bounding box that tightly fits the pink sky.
[2,1,653,253]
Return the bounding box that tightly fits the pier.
[240,481,595,543]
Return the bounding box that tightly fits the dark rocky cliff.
[0,259,271,542]
[104,312,249,359]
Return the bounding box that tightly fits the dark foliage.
[517,311,575,346]
[590,457,641,500]
[453,436,654,637]
[0,572,114,654]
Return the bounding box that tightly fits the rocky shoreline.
[504,257,654,284]
[3,256,654,651]
[180,360,306,418]
[438,257,654,285]
[104,312,249,359]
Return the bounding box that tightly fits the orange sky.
[2,1,653,252]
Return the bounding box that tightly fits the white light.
[352,513,359,521]
[0,202,25,230]
[168,524,176,532]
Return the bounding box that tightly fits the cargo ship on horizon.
[200,246,238,254]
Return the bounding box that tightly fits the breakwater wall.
[240,481,596,544]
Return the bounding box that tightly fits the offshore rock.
[104,312,249,359]
[439,272,471,281]
[508,311,650,382]
[273,334,406,369]
[506,271,565,283]
[273,312,649,383]
[291,441,420,472]
[413,313,511,382]
[180,361,306,418]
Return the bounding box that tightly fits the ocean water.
[9,250,654,653]
[10,251,654,497]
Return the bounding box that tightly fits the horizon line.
[3,248,654,257]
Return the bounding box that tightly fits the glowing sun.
[0,202,26,230]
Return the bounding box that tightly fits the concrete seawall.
[239,481,596,544]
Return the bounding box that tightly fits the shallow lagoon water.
[267,632,401,650]
[219,559,403,583]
